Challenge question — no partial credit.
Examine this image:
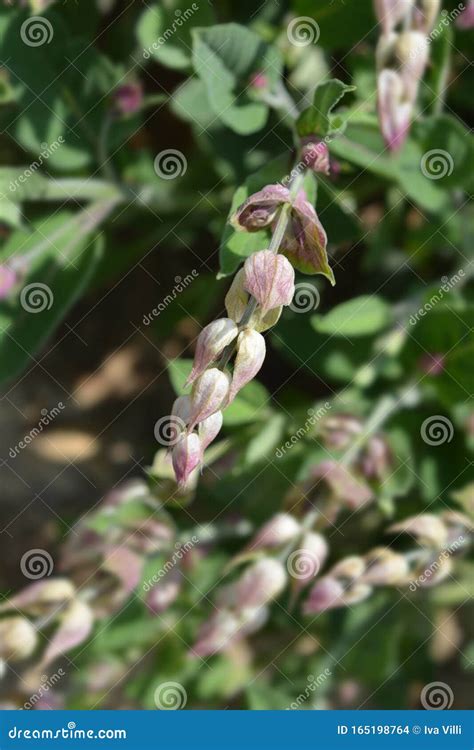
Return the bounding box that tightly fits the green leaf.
[312,295,392,337]
[297,78,355,138]
[417,114,474,189]
[0,213,104,385]
[192,24,282,135]
[137,2,213,71]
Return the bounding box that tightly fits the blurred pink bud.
[199,410,223,450]
[234,558,287,609]
[331,555,366,581]
[228,329,266,403]
[304,576,371,614]
[456,0,474,28]
[413,0,441,32]
[377,68,412,151]
[172,433,202,487]
[248,513,301,551]
[185,319,238,386]
[418,352,445,376]
[374,0,414,33]
[231,184,290,231]
[243,250,295,315]
[312,461,374,510]
[0,617,37,660]
[191,609,240,657]
[189,368,230,430]
[417,555,453,587]
[112,82,143,116]
[388,514,448,548]
[250,71,269,89]
[0,578,75,616]
[225,269,282,332]
[171,395,192,426]
[362,547,409,585]
[321,414,363,450]
[396,31,429,101]
[301,138,331,175]
[146,569,181,614]
[0,265,17,299]
[40,600,93,668]
[361,434,392,481]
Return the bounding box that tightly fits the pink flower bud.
[362,547,409,585]
[418,352,445,376]
[413,0,441,32]
[225,269,282,332]
[0,264,17,300]
[456,0,474,29]
[388,514,448,548]
[396,31,429,101]
[0,617,37,660]
[374,0,414,34]
[112,82,143,116]
[146,569,181,614]
[243,250,295,315]
[249,71,269,89]
[191,609,241,657]
[303,577,345,613]
[361,434,392,481]
[377,68,412,151]
[301,138,331,175]
[234,558,287,609]
[188,368,230,430]
[171,395,192,426]
[248,513,301,551]
[228,329,266,404]
[199,410,223,450]
[172,433,202,487]
[282,191,334,282]
[185,319,238,386]
[312,461,374,510]
[231,185,290,232]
